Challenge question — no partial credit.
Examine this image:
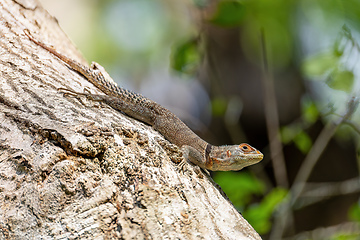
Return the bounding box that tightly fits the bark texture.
[0,0,261,239]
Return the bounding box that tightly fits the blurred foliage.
[348,202,360,222]
[301,97,320,124]
[292,131,312,154]
[213,172,265,208]
[280,97,319,154]
[302,26,356,93]
[81,0,195,82]
[302,52,341,77]
[330,233,360,240]
[327,70,354,93]
[243,188,287,234]
[211,97,228,117]
[346,204,360,239]
[214,172,287,234]
[171,39,201,75]
[240,0,294,68]
[210,1,246,27]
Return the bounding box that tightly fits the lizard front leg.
[181,145,208,170]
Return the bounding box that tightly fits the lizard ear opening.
[226,150,231,158]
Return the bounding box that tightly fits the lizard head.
[207,143,263,171]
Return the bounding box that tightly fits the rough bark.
[0,0,261,239]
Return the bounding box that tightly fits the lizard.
[24,29,263,171]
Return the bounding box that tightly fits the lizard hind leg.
[58,87,86,97]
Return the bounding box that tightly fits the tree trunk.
[0,1,261,239]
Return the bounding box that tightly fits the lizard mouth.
[253,153,264,160]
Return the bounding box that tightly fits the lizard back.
[24,30,208,154]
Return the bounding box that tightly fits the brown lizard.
[24,29,263,171]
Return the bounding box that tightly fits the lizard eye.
[239,143,253,152]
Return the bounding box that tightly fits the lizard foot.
[58,87,93,96]
[176,158,189,174]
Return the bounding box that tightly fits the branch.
[270,97,359,240]
[295,177,360,209]
[291,97,359,204]
[260,29,288,188]
[283,222,360,240]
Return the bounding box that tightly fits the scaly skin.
[24,29,263,171]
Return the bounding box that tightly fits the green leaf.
[214,172,265,207]
[348,203,360,222]
[294,131,312,154]
[302,52,339,77]
[301,98,319,124]
[210,1,246,27]
[327,70,354,92]
[330,233,360,240]
[280,125,301,144]
[243,188,287,234]
[171,39,200,75]
[211,98,228,117]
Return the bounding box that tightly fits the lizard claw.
[83,87,92,94]
[58,87,79,96]
[176,158,188,173]
[58,87,94,98]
